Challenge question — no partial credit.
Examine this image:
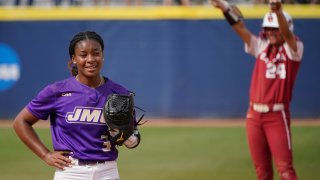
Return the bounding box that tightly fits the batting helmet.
[262,11,294,32]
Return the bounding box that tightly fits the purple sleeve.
[27,84,56,120]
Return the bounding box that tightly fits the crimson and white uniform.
[245,35,303,180]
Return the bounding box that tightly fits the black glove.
[103,93,135,146]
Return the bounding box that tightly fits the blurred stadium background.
[0,3,320,119]
[0,0,319,6]
[1,2,320,180]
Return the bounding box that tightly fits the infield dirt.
[1,118,320,128]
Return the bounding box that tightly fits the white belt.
[252,103,284,113]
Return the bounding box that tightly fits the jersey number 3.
[266,62,286,79]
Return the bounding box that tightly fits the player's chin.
[85,67,101,76]
[269,39,284,46]
[267,35,283,45]
[268,38,278,45]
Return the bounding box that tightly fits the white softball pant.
[53,157,120,180]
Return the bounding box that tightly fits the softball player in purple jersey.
[13,31,140,180]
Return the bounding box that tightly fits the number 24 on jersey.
[266,62,286,79]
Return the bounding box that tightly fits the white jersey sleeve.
[245,34,304,62]
[244,35,269,58]
[283,41,304,62]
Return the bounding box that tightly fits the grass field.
[1,122,320,180]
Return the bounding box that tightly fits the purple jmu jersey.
[27,76,131,161]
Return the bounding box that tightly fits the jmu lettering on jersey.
[66,106,106,125]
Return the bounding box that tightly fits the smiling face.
[263,27,285,46]
[72,39,104,79]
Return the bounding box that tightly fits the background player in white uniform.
[13,31,141,180]
[209,0,303,179]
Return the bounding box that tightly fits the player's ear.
[71,56,76,64]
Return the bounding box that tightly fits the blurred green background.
[1,125,319,180]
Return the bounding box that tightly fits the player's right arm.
[13,108,71,169]
[270,0,297,52]
[208,0,252,46]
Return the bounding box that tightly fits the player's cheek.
[265,30,273,36]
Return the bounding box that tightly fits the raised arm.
[208,0,253,46]
[270,0,297,51]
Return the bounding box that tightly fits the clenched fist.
[269,0,282,11]
[208,0,230,12]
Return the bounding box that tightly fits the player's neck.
[76,75,104,88]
